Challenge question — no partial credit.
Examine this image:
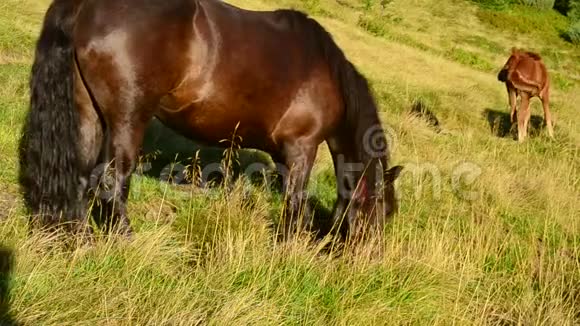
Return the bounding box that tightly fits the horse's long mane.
[273,8,390,196]
[273,9,387,159]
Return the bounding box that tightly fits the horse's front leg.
[276,140,318,240]
[517,92,531,142]
[507,85,517,124]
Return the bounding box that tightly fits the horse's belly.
[155,102,277,151]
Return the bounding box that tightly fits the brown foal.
[497,47,554,142]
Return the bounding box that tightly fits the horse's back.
[74,0,327,99]
[75,0,197,38]
[517,55,548,83]
[502,50,549,94]
[74,0,342,151]
[155,2,341,149]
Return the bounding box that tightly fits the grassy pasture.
[0,0,579,324]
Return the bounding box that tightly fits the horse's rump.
[524,51,542,61]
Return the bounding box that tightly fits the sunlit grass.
[0,0,578,324]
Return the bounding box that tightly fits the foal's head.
[498,47,522,82]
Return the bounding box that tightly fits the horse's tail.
[18,0,83,225]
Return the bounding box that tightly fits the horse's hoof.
[122,227,134,241]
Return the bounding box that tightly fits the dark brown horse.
[497,47,554,142]
[18,0,403,240]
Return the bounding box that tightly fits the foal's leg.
[507,85,517,124]
[517,92,531,142]
[277,139,318,239]
[540,88,554,138]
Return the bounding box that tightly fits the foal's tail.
[18,0,84,225]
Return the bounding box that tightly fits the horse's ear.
[386,165,403,184]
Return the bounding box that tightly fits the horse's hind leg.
[73,61,103,236]
[85,83,153,236]
[97,111,152,236]
[76,39,156,237]
[517,92,531,142]
[540,88,554,138]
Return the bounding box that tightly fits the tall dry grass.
[0,0,578,324]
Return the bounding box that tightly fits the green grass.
[444,47,496,72]
[475,3,571,41]
[566,20,580,43]
[457,35,506,54]
[1,0,579,324]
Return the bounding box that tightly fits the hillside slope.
[0,0,579,324]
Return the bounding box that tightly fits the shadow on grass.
[409,99,442,133]
[307,197,340,241]
[558,29,575,44]
[141,118,276,187]
[483,108,546,140]
[140,118,338,240]
[0,247,18,326]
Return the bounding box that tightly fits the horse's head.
[381,165,404,219]
[349,165,404,233]
[498,48,521,82]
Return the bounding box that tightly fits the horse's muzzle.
[497,69,508,82]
